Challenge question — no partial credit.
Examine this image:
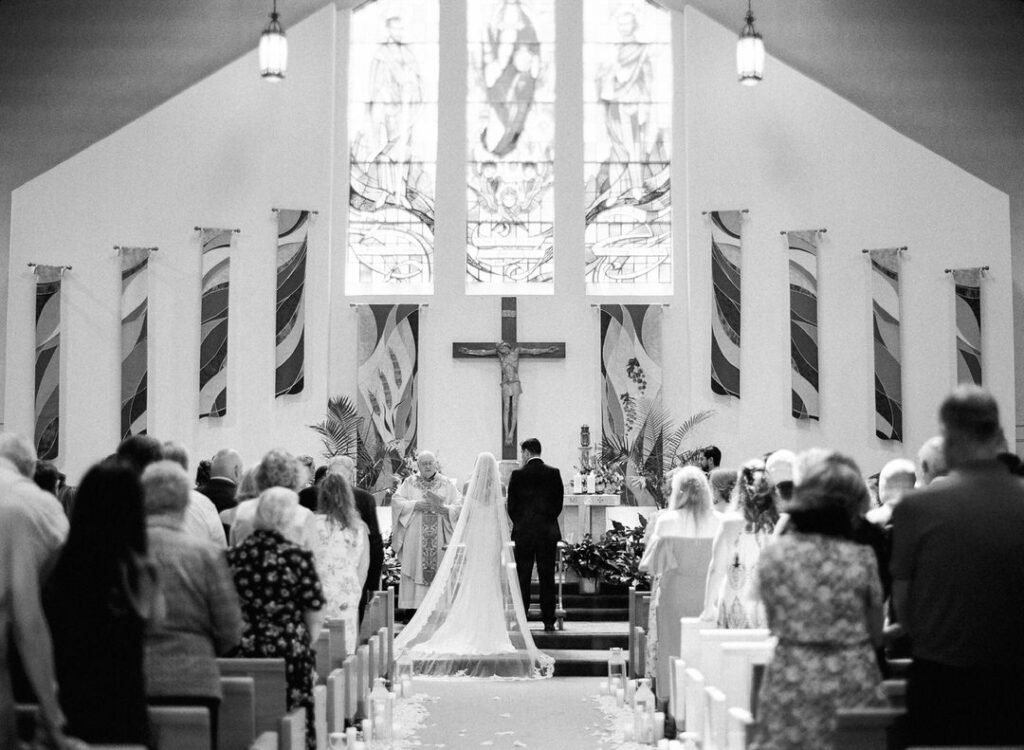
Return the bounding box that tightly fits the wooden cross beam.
[452,297,566,459]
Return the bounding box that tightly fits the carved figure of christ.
[452,298,566,459]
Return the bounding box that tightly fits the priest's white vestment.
[391,472,462,608]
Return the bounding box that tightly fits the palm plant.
[600,400,715,506]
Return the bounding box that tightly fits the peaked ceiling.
[1,0,1022,256]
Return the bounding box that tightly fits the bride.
[393,452,554,679]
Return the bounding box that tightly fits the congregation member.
[327,455,385,624]
[915,435,948,486]
[708,467,736,512]
[162,440,227,547]
[45,460,159,747]
[142,461,243,750]
[220,463,259,531]
[892,386,1024,745]
[33,460,63,497]
[228,488,325,750]
[194,458,212,488]
[197,448,244,513]
[230,449,317,548]
[296,454,318,512]
[701,457,778,628]
[751,450,884,750]
[639,466,722,693]
[391,450,462,612]
[312,472,369,653]
[865,458,916,527]
[0,434,69,750]
[116,433,164,476]
[699,445,722,473]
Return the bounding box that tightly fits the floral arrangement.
[381,537,402,588]
[563,517,651,591]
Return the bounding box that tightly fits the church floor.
[409,676,618,749]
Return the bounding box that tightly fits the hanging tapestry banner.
[120,248,152,438]
[357,305,419,500]
[952,267,983,386]
[34,265,63,460]
[199,228,232,419]
[710,211,743,399]
[600,304,663,506]
[275,210,310,398]
[869,248,904,442]
[787,231,821,420]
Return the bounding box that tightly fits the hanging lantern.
[736,0,765,86]
[259,1,288,81]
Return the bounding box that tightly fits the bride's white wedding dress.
[393,452,554,679]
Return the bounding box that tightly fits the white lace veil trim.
[393,452,554,679]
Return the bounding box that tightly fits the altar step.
[529,621,629,677]
[525,582,630,623]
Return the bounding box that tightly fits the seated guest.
[751,451,884,750]
[915,435,948,487]
[701,457,778,628]
[142,461,243,750]
[312,473,369,653]
[327,456,384,625]
[230,450,317,548]
[708,467,736,512]
[44,460,158,746]
[639,467,722,693]
[116,434,164,476]
[162,441,227,547]
[197,448,244,513]
[228,488,325,750]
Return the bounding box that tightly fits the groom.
[507,438,564,631]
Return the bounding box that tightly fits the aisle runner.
[409,678,625,750]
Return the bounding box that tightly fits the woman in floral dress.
[228,488,325,750]
[312,473,369,653]
[751,451,884,750]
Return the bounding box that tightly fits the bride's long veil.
[393,452,554,679]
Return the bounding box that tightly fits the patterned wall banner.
[34,266,63,460]
[199,229,232,419]
[869,248,904,442]
[357,305,419,499]
[710,211,743,399]
[952,267,983,385]
[600,304,663,506]
[120,248,152,438]
[787,231,821,420]
[275,210,310,398]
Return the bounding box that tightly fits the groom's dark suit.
[507,456,564,629]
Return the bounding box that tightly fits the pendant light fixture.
[259,0,288,81]
[736,0,765,86]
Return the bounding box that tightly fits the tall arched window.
[348,1,439,295]
[584,0,672,295]
[466,0,556,294]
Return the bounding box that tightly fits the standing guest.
[296,455,317,512]
[162,441,227,548]
[751,451,884,750]
[33,460,62,496]
[701,457,778,628]
[228,488,325,750]
[507,438,564,632]
[230,450,317,549]
[915,435,948,487]
[327,456,384,625]
[865,458,916,527]
[197,448,244,513]
[892,386,1024,746]
[312,473,369,653]
[142,461,243,750]
[116,434,164,476]
[0,434,70,750]
[708,467,736,513]
[45,460,159,747]
[195,458,212,488]
[639,466,722,692]
[700,445,722,473]
[219,464,259,532]
[391,451,463,612]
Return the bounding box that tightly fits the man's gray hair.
[0,433,37,478]
[162,441,190,471]
[254,487,299,532]
[142,460,191,517]
[879,458,916,502]
[327,455,355,479]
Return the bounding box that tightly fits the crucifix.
[453,297,566,459]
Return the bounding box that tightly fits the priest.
[391,451,462,611]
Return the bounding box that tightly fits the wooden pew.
[219,676,256,750]
[719,641,775,715]
[250,731,279,749]
[368,634,380,684]
[326,669,345,733]
[314,630,331,683]
[313,685,327,750]
[342,655,359,723]
[703,686,728,750]
[726,707,755,750]
[627,587,651,677]
[218,658,288,736]
[633,625,647,678]
[377,626,390,680]
[149,705,212,750]
[277,707,306,750]
[834,707,905,750]
[326,618,348,669]
[383,588,396,677]
[356,645,371,719]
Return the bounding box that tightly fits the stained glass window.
[348,1,439,295]
[466,0,556,294]
[584,0,672,294]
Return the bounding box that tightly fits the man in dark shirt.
[196,448,243,514]
[891,386,1024,746]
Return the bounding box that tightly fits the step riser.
[532,634,627,649]
[528,608,628,622]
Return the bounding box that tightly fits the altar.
[558,493,620,542]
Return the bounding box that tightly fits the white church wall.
[4,2,1013,489]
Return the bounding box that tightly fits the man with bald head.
[197,448,243,514]
[915,436,948,487]
[391,451,462,612]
